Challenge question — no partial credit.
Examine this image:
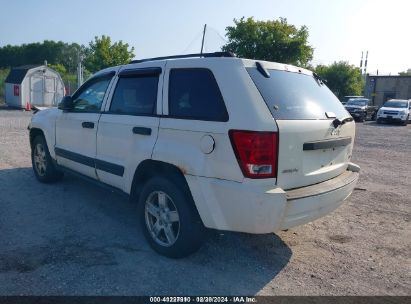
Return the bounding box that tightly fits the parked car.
[344,98,378,122]
[28,52,360,258]
[376,99,411,125]
[342,95,364,105]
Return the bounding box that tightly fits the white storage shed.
[5,65,65,108]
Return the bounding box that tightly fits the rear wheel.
[138,176,205,258]
[31,136,63,183]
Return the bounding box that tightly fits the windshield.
[383,101,408,108]
[247,68,349,120]
[346,99,368,106]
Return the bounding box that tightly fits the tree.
[0,68,10,103]
[399,68,411,76]
[48,63,66,74]
[59,43,83,73]
[222,17,313,67]
[83,35,135,72]
[0,41,83,73]
[315,61,364,99]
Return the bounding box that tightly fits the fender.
[29,108,60,158]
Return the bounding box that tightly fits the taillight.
[229,130,278,178]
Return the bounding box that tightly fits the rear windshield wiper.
[256,62,270,78]
[313,72,326,85]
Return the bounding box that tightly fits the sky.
[0,0,410,75]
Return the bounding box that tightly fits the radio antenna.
[200,24,207,56]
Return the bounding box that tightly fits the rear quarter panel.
[152,58,278,182]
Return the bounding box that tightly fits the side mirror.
[58,96,74,111]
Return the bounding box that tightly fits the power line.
[182,31,203,53]
[182,25,228,54]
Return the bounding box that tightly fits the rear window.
[110,76,158,115]
[168,69,228,121]
[247,68,349,120]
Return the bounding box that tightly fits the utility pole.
[360,51,363,74]
[77,51,84,89]
[360,51,369,96]
[363,51,368,96]
[200,24,207,55]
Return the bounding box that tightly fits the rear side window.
[168,69,228,121]
[110,76,158,115]
[247,68,349,120]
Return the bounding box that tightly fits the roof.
[129,52,234,64]
[5,64,43,84]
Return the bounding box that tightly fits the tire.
[376,118,382,124]
[31,135,63,183]
[403,115,409,126]
[138,176,205,258]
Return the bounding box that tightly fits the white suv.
[29,52,360,258]
[376,99,411,125]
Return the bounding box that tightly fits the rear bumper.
[187,163,360,234]
[281,169,358,229]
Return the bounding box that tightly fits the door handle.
[132,127,152,136]
[82,121,95,129]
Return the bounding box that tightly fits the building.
[5,64,65,108]
[365,75,411,107]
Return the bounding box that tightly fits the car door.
[96,63,164,192]
[55,72,115,178]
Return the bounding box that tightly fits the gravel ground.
[0,108,410,295]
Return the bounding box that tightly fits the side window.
[168,69,228,121]
[110,75,158,115]
[72,77,112,112]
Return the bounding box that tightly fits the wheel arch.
[129,160,191,204]
[29,128,46,149]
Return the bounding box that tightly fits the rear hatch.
[247,63,355,190]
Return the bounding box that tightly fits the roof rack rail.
[130,51,235,64]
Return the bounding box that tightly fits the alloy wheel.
[144,191,180,247]
[33,143,47,176]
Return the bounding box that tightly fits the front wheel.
[138,176,205,258]
[31,136,63,183]
[402,115,409,126]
